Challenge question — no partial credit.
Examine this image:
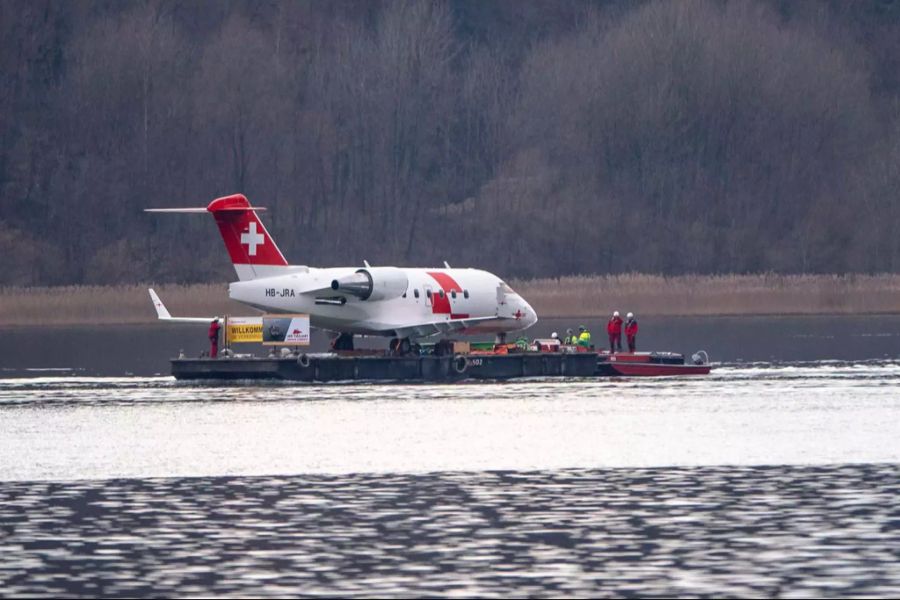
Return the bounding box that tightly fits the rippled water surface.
[2,362,900,596]
[2,465,899,597]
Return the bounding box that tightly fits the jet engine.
[331,267,409,301]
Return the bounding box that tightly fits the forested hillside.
[2,0,899,285]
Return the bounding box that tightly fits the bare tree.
[0,0,897,284]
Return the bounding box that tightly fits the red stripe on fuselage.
[426,271,469,319]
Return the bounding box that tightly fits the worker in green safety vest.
[577,325,592,348]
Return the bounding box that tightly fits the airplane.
[146,193,537,352]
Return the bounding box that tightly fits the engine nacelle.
[331,267,408,301]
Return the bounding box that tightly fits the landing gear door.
[496,283,507,307]
[496,282,509,317]
[496,281,516,319]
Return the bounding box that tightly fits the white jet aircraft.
[147,194,537,351]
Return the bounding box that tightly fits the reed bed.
[511,274,900,317]
[0,284,244,326]
[1,274,899,326]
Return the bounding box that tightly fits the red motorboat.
[595,351,711,377]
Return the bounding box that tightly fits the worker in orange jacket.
[625,312,638,353]
[607,311,623,353]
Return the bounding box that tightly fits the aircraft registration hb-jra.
[146,194,537,351]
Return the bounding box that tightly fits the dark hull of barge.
[171,352,603,382]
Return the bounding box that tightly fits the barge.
[171,349,711,382]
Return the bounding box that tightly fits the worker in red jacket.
[208,317,221,358]
[625,312,638,353]
[607,310,623,353]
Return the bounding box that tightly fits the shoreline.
[3,312,900,331]
[1,274,899,327]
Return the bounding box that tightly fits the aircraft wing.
[148,289,220,324]
[389,316,501,339]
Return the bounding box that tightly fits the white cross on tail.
[240,222,265,256]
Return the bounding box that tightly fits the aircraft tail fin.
[205,194,289,281]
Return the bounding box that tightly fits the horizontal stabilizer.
[144,207,267,213]
[209,206,267,212]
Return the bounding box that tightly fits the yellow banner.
[226,317,263,343]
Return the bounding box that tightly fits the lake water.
[2,314,899,376]
[2,464,898,597]
[1,317,899,596]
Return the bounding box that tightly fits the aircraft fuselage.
[229,266,537,337]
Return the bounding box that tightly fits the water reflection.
[1,361,899,596]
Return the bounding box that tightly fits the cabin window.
[464,290,469,299]
[438,290,445,299]
[414,289,420,299]
[426,289,432,298]
[451,290,457,299]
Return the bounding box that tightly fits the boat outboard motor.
[691,350,709,365]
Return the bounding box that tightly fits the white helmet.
[613,311,620,317]
[627,312,634,319]
[551,332,559,339]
